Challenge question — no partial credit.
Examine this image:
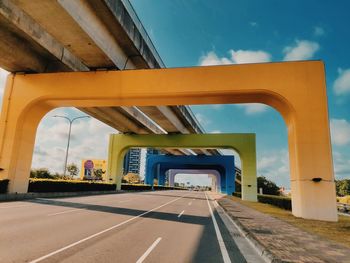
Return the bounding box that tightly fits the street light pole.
[53,115,90,176]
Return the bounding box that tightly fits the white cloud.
[230,49,271,64]
[314,26,325,37]
[199,49,271,66]
[258,156,278,170]
[210,130,221,134]
[209,104,223,110]
[333,151,350,179]
[194,113,211,126]
[283,40,320,61]
[32,108,117,173]
[330,118,350,146]
[236,103,269,115]
[199,51,232,66]
[333,68,350,95]
[257,149,290,188]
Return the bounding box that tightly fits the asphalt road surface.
[0,190,264,263]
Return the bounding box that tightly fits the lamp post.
[53,115,90,176]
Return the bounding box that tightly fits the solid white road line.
[47,209,82,217]
[119,199,133,203]
[213,199,266,263]
[178,210,185,218]
[0,204,31,209]
[136,237,162,263]
[28,194,188,263]
[205,192,231,263]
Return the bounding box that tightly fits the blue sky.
[0,0,349,187]
[127,0,350,186]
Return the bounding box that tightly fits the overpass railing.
[177,105,205,134]
[120,0,166,68]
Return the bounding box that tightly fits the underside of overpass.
[0,0,222,157]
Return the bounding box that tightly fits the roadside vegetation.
[0,179,9,193]
[30,164,80,180]
[228,195,350,248]
[28,178,116,192]
[336,179,350,197]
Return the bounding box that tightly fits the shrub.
[338,195,350,204]
[30,168,58,179]
[258,194,292,210]
[0,179,10,193]
[336,180,350,196]
[121,184,152,191]
[121,184,186,191]
[257,176,280,195]
[28,179,116,192]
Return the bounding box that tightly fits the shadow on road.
[28,198,209,226]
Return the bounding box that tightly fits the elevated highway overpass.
[0,0,220,156]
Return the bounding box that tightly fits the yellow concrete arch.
[0,61,337,221]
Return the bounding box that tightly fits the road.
[0,190,264,263]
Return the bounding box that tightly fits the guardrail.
[120,0,165,68]
[177,105,206,134]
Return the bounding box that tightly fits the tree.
[93,168,106,180]
[66,163,79,177]
[123,173,140,184]
[336,179,350,196]
[257,176,280,195]
[30,168,57,179]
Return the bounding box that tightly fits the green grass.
[227,196,350,248]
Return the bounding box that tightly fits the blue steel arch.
[145,155,235,194]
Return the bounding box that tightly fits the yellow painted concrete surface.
[108,134,257,202]
[0,61,337,221]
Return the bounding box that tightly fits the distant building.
[124,148,162,177]
[146,148,160,155]
[123,148,141,175]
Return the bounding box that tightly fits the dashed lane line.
[47,209,83,217]
[178,210,185,218]
[28,193,189,263]
[136,237,162,263]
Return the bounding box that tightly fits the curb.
[0,188,186,202]
[218,199,281,263]
[0,190,124,202]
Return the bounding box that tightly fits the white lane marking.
[119,199,133,203]
[28,194,188,263]
[188,201,192,206]
[0,204,31,209]
[178,210,185,218]
[136,237,162,263]
[47,209,82,216]
[205,192,231,263]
